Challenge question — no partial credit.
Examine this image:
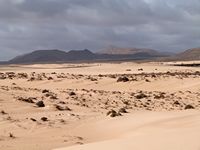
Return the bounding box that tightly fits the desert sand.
[0,61,200,150]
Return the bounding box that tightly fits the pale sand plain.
[0,61,200,150]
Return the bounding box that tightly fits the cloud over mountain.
[0,0,200,60]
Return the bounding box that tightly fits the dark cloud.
[0,0,199,60]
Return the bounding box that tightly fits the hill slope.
[9,50,68,64]
[175,48,200,60]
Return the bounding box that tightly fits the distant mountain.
[175,48,200,60]
[9,49,96,64]
[65,49,96,61]
[97,47,161,56]
[9,49,68,64]
[6,48,171,64]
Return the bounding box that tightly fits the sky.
[0,0,200,60]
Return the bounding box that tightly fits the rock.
[145,79,150,82]
[17,73,28,78]
[55,104,71,111]
[126,69,131,71]
[17,97,35,103]
[59,101,66,104]
[30,118,37,122]
[42,89,49,93]
[107,110,121,117]
[36,101,45,107]
[41,117,48,121]
[118,108,128,113]
[28,77,35,81]
[135,93,148,99]
[9,133,15,138]
[117,76,129,82]
[185,104,195,110]
[47,77,53,80]
[154,93,165,99]
[50,95,58,100]
[174,101,180,105]
[90,77,98,81]
[1,110,7,115]
[138,68,143,71]
[69,91,76,96]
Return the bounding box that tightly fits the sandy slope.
[56,111,200,150]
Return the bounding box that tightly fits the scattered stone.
[59,119,66,123]
[59,101,66,104]
[185,104,195,110]
[118,108,128,113]
[108,74,116,78]
[126,69,131,71]
[41,117,48,121]
[154,93,165,99]
[28,77,35,81]
[55,104,71,111]
[174,101,180,105]
[50,95,58,100]
[107,110,121,117]
[89,77,98,81]
[69,91,76,96]
[9,133,15,138]
[17,97,35,103]
[145,79,150,82]
[30,118,37,122]
[47,77,53,80]
[36,101,45,107]
[42,89,49,93]
[138,68,143,71]
[117,76,129,82]
[1,110,7,115]
[135,93,148,99]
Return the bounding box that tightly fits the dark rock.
[1,110,7,115]
[154,93,165,99]
[42,89,49,93]
[118,108,128,113]
[117,76,129,82]
[145,79,150,82]
[50,95,58,100]
[47,77,53,80]
[36,101,45,107]
[107,110,121,117]
[174,101,180,105]
[55,104,71,111]
[69,91,76,96]
[17,97,35,103]
[9,133,15,138]
[185,104,195,110]
[138,68,143,71]
[30,118,37,122]
[41,117,48,121]
[135,93,148,99]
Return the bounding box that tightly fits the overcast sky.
[0,0,200,60]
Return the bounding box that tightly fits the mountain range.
[6,48,168,64]
[1,47,200,64]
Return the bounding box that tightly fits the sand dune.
[0,62,200,150]
[56,111,200,150]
